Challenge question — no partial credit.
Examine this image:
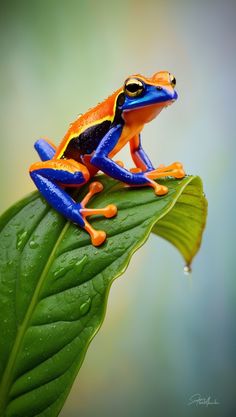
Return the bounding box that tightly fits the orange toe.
[154,184,168,195]
[173,168,185,179]
[173,162,183,169]
[89,181,103,193]
[103,204,117,218]
[115,160,124,168]
[91,230,106,246]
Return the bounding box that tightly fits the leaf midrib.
[0,215,71,414]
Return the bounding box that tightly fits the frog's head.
[118,71,178,124]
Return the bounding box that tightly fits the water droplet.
[16,230,28,249]
[80,298,91,315]
[54,255,87,279]
[54,267,66,278]
[75,255,88,268]
[29,240,39,249]
[184,265,192,275]
[69,258,76,265]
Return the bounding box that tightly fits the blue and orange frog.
[29,71,185,246]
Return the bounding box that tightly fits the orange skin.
[29,71,185,246]
[55,71,175,162]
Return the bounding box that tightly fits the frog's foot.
[115,160,125,168]
[130,167,142,173]
[80,182,117,246]
[146,162,185,196]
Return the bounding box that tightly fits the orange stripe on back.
[54,88,123,159]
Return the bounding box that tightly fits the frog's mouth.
[164,98,177,107]
[124,97,176,112]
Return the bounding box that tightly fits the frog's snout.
[172,90,178,100]
[156,85,178,101]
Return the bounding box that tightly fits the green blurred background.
[0,0,235,416]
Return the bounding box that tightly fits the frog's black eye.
[124,78,144,97]
[170,74,176,88]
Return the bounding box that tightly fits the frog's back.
[55,88,122,159]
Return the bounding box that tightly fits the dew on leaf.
[29,240,39,249]
[80,297,91,316]
[54,266,66,278]
[75,256,87,268]
[54,255,88,279]
[16,230,27,249]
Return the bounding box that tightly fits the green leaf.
[152,176,208,267]
[0,175,207,417]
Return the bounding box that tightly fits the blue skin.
[91,84,176,183]
[132,135,154,171]
[31,140,86,227]
[122,83,178,111]
[31,83,176,228]
[34,139,56,161]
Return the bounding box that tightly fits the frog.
[29,70,185,246]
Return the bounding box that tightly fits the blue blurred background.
[0,0,235,416]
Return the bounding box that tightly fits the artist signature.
[188,393,220,407]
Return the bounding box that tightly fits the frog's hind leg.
[34,138,57,161]
[29,159,117,246]
[80,182,117,246]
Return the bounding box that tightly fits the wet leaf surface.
[0,175,207,417]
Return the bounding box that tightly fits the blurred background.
[0,0,235,416]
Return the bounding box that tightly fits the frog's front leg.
[29,159,117,246]
[129,134,185,185]
[91,125,185,195]
[34,138,57,161]
[129,134,154,172]
[91,125,157,187]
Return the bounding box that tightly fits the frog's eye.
[169,74,176,88]
[124,78,144,97]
